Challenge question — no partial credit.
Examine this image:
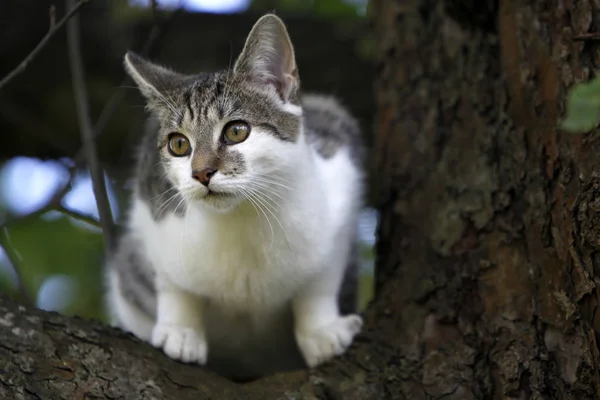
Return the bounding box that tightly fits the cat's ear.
[124,52,186,101]
[234,14,299,102]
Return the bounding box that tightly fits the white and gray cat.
[105,14,365,381]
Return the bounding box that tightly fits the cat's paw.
[295,314,363,368]
[151,324,207,364]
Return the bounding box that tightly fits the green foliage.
[2,214,106,321]
[561,76,600,133]
[358,272,374,311]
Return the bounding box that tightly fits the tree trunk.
[373,0,600,398]
[3,0,600,399]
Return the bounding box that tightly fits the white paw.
[151,324,207,364]
[295,314,363,368]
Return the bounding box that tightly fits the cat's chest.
[149,209,309,307]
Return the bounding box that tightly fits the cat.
[105,13,365,381]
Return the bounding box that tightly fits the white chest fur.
[114,144,363,379]
[130,182,326,313]
[129,145,360,311]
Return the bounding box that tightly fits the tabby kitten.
[105,14,365,381]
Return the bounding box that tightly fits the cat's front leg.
[292,274,363,368]
[152,279,208,364]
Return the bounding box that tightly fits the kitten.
[105,14,365,381]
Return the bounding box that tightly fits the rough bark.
[0,1,373,168]
[373,0,600,398]
[0,286,400,399]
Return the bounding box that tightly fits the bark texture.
[0,286,398,398]
[373,0,600,398]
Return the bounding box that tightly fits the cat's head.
[125,14,302,213]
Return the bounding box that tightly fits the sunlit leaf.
[561,76,600,133]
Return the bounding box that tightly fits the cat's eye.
[222,121,250,145]
[168,133,191,157]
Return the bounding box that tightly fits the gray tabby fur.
[106,13,364,380]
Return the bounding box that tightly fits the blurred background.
[0,0,376,322]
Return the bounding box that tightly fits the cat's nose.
[192,167,217,186]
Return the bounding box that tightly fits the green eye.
[168,133,191,157]
[222,121,250,145]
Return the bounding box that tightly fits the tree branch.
[0,165,77,228]
[57,205,101,228]
[0,291,380,399]
[0,0,91,91]
[76,2,185,158]
[0,1,174,300]
[66,0,115,254]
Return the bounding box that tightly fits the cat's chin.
[196,191,240,213]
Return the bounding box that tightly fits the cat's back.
[301,94,364,164]
[301,94,363,239]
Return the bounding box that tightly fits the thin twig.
[0,229,33,306]
[73,3,184,159]
[66,0,114,255]
[57,206,101,228]
[0,0,91,91]
[0,163,100,229]
[0,0,176,230]
[0,166,77,227]
[0,237,31,305]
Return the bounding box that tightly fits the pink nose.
[192,167,217,186]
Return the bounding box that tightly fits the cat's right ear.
[233,14,299,102]
[124,52,185,101]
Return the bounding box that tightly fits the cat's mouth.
[203,189,232,200]
[206,189,228,196]
[198,189,239,212]
[189,188,231,201]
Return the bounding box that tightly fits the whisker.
[155,192,183,216]
[176,192,193,285]
[240,187,274,250]
[246,181,287,202]
[148,81,180,117]
[251,175,297,192]
[148,186,178,202]
[246,186,290,248]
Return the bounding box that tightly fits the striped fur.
[105,14,365,381]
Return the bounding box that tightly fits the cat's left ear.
[124,52,186,102]
[234,14,299,102]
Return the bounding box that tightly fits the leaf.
[5,215,105,320]
[561,76,600,133]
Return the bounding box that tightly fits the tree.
[2,0,600,398]
[372,0,600,397]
